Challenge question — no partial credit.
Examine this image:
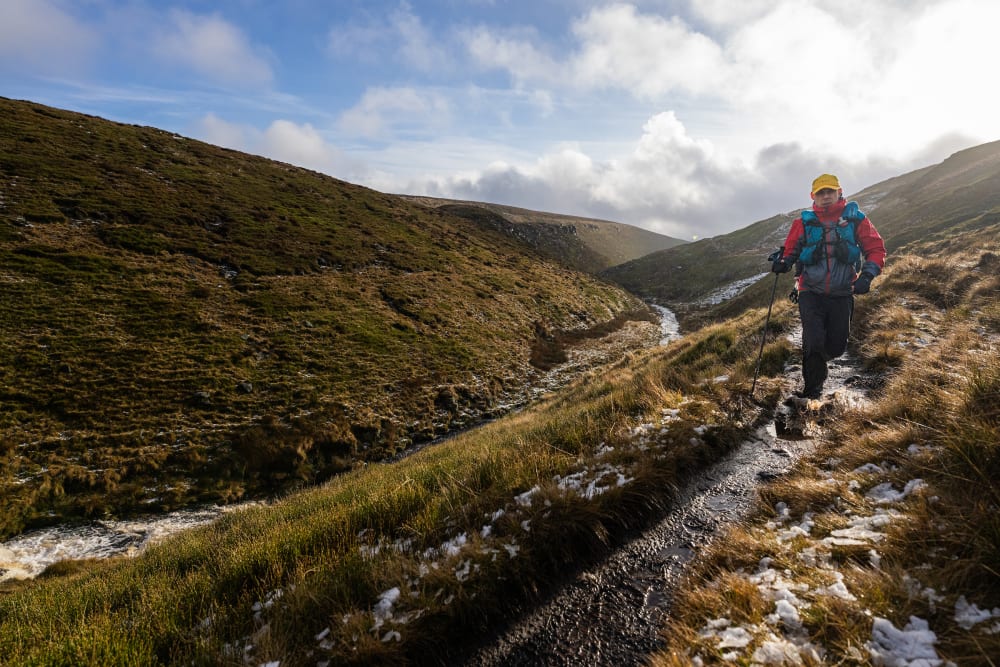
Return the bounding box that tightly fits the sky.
[1,0,997,241]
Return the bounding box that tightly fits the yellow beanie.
[811,173,841,195]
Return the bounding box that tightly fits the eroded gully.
[458,330,875,667]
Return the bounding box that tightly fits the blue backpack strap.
[842,201,865,222]
[797,211,824,264]
[835,205,863,267]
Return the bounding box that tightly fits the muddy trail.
[458,337,876,667]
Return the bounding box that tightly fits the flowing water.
[0,503,263,581]
[0,308,677,583]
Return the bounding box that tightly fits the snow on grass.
[242,391,712,664]
[868,616,944,666]
[866,479,927,504]
[693,273,770,307]
[555,464,633,499]
[687,457,962,665]
[953,595,1000,631]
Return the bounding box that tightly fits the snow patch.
[867,616,943,666]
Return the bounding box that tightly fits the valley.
[2,99,1000,665]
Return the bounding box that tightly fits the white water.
[651,304,682,345]
[2,306,687,582]
[0,503,260,581]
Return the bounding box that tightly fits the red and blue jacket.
[780,198,886,296]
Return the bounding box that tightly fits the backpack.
[796,201,864,270]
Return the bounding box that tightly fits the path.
[460,333,872,666]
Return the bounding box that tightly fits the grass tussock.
[0,303,786,665]
[653,247,1000,665]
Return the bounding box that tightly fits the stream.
[0,306,682,583]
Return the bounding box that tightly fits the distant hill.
[0,97,648,531]
[602,140,1000,327]
[399,195,685,273]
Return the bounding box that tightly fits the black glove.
[771,257,791,274]
[853,272,874,294]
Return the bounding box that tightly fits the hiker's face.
[813,188,839,207]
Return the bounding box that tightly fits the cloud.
[194,114,367,181]
[686,0,784,28]
[327,2,449,73]
[196,113,250,151]
[0,0,98,74]
[157,1,999,242]
[390,3,449,73]
[460,4,727,97]
[399,107,973,240]
[461,25,560,87]
[412,111,739,238]
[337,87,450,139]
[153,10,273,88]
[455,2,996,153]
[569,4,727,98]
[259,121,341,170]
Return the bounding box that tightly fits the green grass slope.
[0,97,646,537]
[400,195,686,273]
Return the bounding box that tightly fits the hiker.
[771,173,886,399]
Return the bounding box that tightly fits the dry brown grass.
[652,247,1000,665]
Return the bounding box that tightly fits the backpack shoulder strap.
[842,201,865,222]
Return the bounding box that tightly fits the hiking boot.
[784,389,821,406]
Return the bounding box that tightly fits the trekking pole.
[750,272,780,396]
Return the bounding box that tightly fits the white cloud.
[260,120,340,170]
[193,114,367,182]
[867,0,1000,151]
[460,4,727,97]
[569,4,727,98]
[407,110,740,238]
[0,0,98,74]
[596,111,724,209]
[327,2,449,73]
[417,1,993,237]
[143,1,999,241]
[153,10,273,88]
[461,25,559,86]
[338,87,450,139]
[390,3,449,73]
[197,112,248,149]
[395,106,969,240]
[686,0,782,28]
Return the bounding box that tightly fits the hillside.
[400,194,685,273]
[0,97,650,536]
[4,146,1000,664]
[603,140,1000,327]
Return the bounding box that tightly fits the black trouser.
[797,291,854,397]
